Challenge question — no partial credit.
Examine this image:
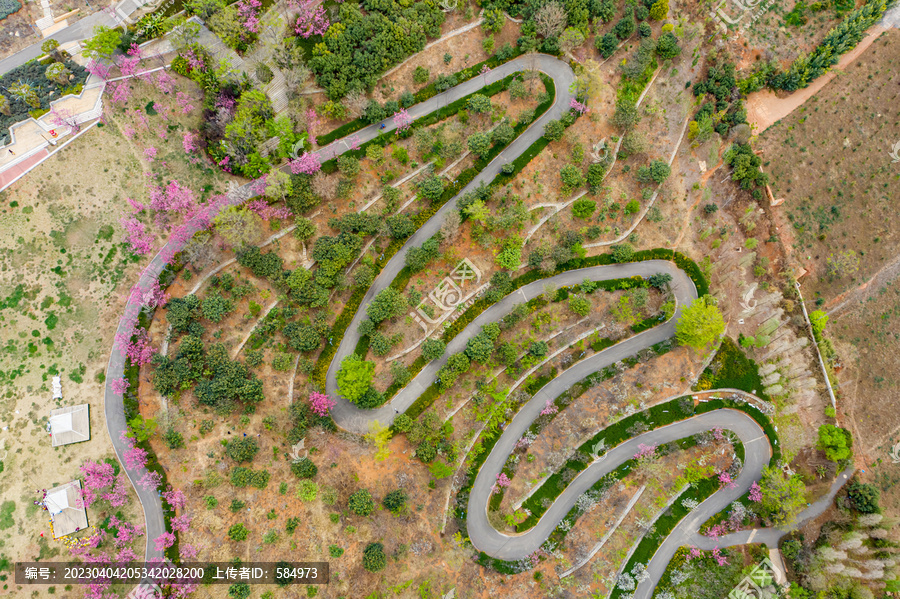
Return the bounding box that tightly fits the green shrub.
[572,198,596,219]
[226,438,259,462]
[348,489,375,516]
[362,543,387,572]
[228,523,249,541]
[291,457,318,479]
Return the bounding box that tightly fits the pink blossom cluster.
[102,475,130,507]
[308,392,335,417]
[120,215,154,255]
[393,107,412,132]
[633,443,657,461]
[115,326,156,367]
[80,461,116,508]
[305,108,320,145]
[144,146,158,161]
[111,377,130,394]
[126,43,142,58]
[120,432,149,471]
[569,97,589,114]
[109,515,144,548]
[138,470,162,491]
[293,0,330,38]
[170,514,193,533]
[237,0,262,33]
[183,131,199,153]
[290,151,322,175]
[86,59,110,80]
[492,472,511,493]
[111,81,131,105]
[148,179,197,222]
[718,472,736,489]
[156,70,176,94]
[162,487,187,510]
[712,547,728,566]
[749,481,762,502]
[176,91,195,114]
[540,399,558,416]
[116,54,141,79]
[154,532,176,551]
[712,427,725,441]
[184,48,206,72]
[215,95,236,112]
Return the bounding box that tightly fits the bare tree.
[534,2,566,39]
[344,89,368,120]
[440,210,461,242]
[311,171,338,201]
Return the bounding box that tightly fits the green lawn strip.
[121,262,181,562]
[695,336,770,401]
[317,48,527,146]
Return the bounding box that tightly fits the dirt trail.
[825,252,900,316]
[746,26,887,132]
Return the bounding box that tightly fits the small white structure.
[46,480,88,538]
[49,404,90,447]
[52,376,62,400]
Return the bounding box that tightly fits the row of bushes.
[317,46,526,146]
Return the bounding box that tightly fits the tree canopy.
[675,296,725,351]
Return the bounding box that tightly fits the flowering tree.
[109,516,144,548]
[80,461,116,508]
[718,472,736,489]
[110,81,131,105]
[182,131,199,153]
[138,470,162,491]
[148,179,197,223]
[162,487,187,510]
[116,54,141,79]
[170,514,192,533]
[86,59,110,80]
[176,92,195,114]
[749,481,762,502]
[712,547,728,566]
[124,444,149,471]
[569,97,589,114]
[144,146,158,161]
[308,392,335,417]
[305,108,320,145]
[49,106,82,133]
[115,327,156,367]
[540,399,558,416]
[156,70,176,94]
[290,152,321,175]
[293,0,330,38]
[110,376,130,395]
[154,532,176,551]
[237,0,262,33]
[393,108,412,132]
[633,443,657,461]
[101,474,130,507]
[180,543,199,560]
[120,216,154,255]
[492,472,511,493]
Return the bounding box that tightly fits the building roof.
[46,480,88,538]
[49,404,90,447]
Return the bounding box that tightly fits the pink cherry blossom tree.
[305,108,320,145]
[633,443,657,461]
[290,151,321,175]
[80,461,116,508]
[115,327,156,367]
[101,474,130,507]
[293,0,330,38]
[156,70,175,94]
[540,399,558,416]
[121,216,154,255]
[308,392,335,416]
[154,532,176,551]
[124,445,149,471]
[138,471,163,491]
[393,107,412,132]
[492,472,511,493]
[162,487,187,510]
[749,481,762,502]
[170,514,192,533]
[110,376,130,395]
[569,97,589,114]
[237,0,262,32]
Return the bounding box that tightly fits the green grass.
[695,336,769,400]
[0,501,15,530]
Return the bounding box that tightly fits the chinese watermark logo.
[710,0,778,34]
[889,441,900,463]
[727,558,777,599]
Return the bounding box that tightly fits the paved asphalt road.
[324,53,577,431]
[99,49,856,587]
[101,53,575,565]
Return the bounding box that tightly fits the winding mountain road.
[101,51,854,592]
